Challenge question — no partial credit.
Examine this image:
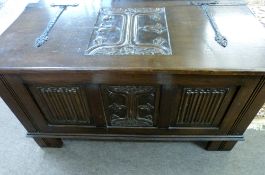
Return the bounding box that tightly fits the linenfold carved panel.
[174,88,230,127]
[85,8,172,55]
[101,85,159,127]
[30,86,93,125]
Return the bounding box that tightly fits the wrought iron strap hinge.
[191,1,228,47]
[34,3,79,48]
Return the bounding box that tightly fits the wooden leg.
[206,141,237,151]
[33,138,63,148]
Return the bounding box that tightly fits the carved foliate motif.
[101,85,158,127]
[85,8,172,55]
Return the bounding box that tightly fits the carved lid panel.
[85,8,172,56]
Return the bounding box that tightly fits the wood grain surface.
[0,0,264,75]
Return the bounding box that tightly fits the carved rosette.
[85,8,172,56]
[101,85,158,127]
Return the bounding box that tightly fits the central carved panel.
[85,8,172,55]
[101,85,159,127]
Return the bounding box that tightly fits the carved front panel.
[101,85,159,127]
[29,86,93,125]
[173,88,234,127]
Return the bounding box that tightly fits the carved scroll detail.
[101,85,158,127]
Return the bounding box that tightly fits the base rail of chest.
[27,132,244,142]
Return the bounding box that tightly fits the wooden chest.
[0,0,265,151]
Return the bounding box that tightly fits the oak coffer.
[0,0,265,151]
